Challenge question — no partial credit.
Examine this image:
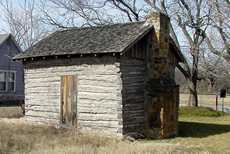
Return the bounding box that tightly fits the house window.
[0,71,16,92]
[8,72,16,92]
[0,72,6,92]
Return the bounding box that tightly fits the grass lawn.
[0,106,230,153]
[157,107,230,153]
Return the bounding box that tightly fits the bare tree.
[40,0,120,28]
[39,0,157,28]
[39,0,218,107]
[168,0,213,106]
[105,0,214,106]
[14,0,227,107]
[195,0,230,95]
[205,0,230,61]
[199,47,230,92]
[0,0,48,50]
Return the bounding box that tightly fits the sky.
[0,0,21,31]
[0,0,187,48]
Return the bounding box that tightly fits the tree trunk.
[188,52,199,107]
[189,87,198,107]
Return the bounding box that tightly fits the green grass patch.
[179,106,225,117]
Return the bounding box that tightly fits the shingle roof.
[0,34,10,45]
[14,21,153,60]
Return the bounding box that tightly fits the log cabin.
[14,12,185,138]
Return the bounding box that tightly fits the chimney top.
[146,11,170,31]
[146,11,170,58]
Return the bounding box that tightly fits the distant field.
[180,93,230,106]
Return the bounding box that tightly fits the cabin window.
[0,72,7,92]
[0,71,16,92]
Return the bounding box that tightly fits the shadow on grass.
[178,121,230,138]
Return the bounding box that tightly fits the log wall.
[120,58,145,137]
[24,56,123,135]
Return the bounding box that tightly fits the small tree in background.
[0,0,48,49]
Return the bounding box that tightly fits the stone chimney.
[146,12,170,58]
[146,11,171,79]
[144,12,179,139]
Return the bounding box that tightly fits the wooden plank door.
[60,75,77,126]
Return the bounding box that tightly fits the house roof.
[0,34,10,45]
[0,34,22,53]
[13,21,185,62]
[14,21,154,60]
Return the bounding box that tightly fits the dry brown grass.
[1,107,230,153]
[0,119,206,154]
[0,107,24,118]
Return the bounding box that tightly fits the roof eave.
[121,25,154,54]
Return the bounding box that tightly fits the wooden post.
[216,93,218,111]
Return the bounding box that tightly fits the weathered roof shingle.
[14,21,153,59]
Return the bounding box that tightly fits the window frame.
[0,71,7,92]
[7,71,16,92]
[0,70,16,93]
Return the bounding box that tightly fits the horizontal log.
[25,116,59,125]
[78,106,120,113]
[25,97,59,102]
[120,61,144,66]
[26,106,59,113]
[25,73,120,81]
[25,88,60,93]
[78,92,121,100]
[26,66,120,76]
[26,110,59,119]
[78,86,121,93]
[78,113,119,121]
[123,107,144,111]
[123,116,144,121]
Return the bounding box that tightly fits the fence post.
[216,93,218,111]
[222,98,225,112]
